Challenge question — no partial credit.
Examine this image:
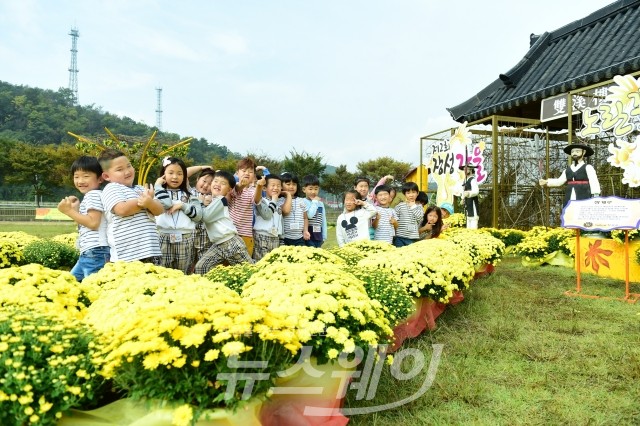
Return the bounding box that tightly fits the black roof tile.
[447,0,640,123]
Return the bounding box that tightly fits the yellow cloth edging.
[58,398,262,426]
[521,251,574,268]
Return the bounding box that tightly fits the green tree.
[7,142,55,205]
[244,151,283,175]
[211,156,239,173]
[282,149,326,180]
[44,143,84,188]
[321,165,355,200]
[207,153,282,176]
[0,137,17,185]
[187,137,238,165]
[355,156,413,184]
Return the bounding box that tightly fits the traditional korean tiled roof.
[447,0,640,123]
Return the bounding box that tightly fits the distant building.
[422,0,640,228]
[403,165,433,191]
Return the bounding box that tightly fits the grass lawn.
[0,221,77,239]
[345,256,640,425]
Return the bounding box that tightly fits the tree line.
[0,80,412,203]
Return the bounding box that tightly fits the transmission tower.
[68,27,79,104]
[155,87,163,130]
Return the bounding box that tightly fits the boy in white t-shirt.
[57,156,110,281]
[336,189,378,247]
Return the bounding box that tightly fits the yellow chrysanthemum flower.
[172,404,193,426]
[221,341,250,357]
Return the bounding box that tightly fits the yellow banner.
[577,237,640,283]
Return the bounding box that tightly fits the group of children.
[335,177,452,248]
[60,150,451,282]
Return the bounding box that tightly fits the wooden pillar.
[492,115,499,228]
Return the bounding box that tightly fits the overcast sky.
[0,0,613,170]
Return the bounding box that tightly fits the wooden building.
[422,0,640,228]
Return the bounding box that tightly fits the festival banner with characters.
[427,122,487,206]
[579,74,640,188]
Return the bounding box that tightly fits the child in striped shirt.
[302,174,327,248]
[280,172,308,246]
[228,157,258,256]
[99,149,164,263]
[57,156,110,281]
[372,184,398,245]
[393,181,424,247]
[189,168,215,271]
[252,174,284,260]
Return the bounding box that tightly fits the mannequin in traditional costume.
[460,164,479,229]
[539,142,600,207]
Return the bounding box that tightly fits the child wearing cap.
[439,202,454,218]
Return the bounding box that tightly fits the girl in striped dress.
[189,168,216,271]
[280,172,307,246]
[153,157,201,274]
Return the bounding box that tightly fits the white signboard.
[561,196,640,231]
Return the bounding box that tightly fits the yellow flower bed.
[85,265,301,420]
[0,231,40,251]
[514,226,575,260]
[0,264,89,319]
[0,240,22,268]
[80,261,192,304]
[256,245,345,266]
[442,228,506,266]
[204,263,260,293]
[0,224,511,422]
[51,232,78,249]
[358,239,475,302]
[242,262,393,365]
[0,307,102,425]
[443,213,466,228]
[330,240,395,266]
[0,232,40,268]
[611,228,640,244]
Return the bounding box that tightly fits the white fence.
[0,201,58,207]
[0,202,63,221]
